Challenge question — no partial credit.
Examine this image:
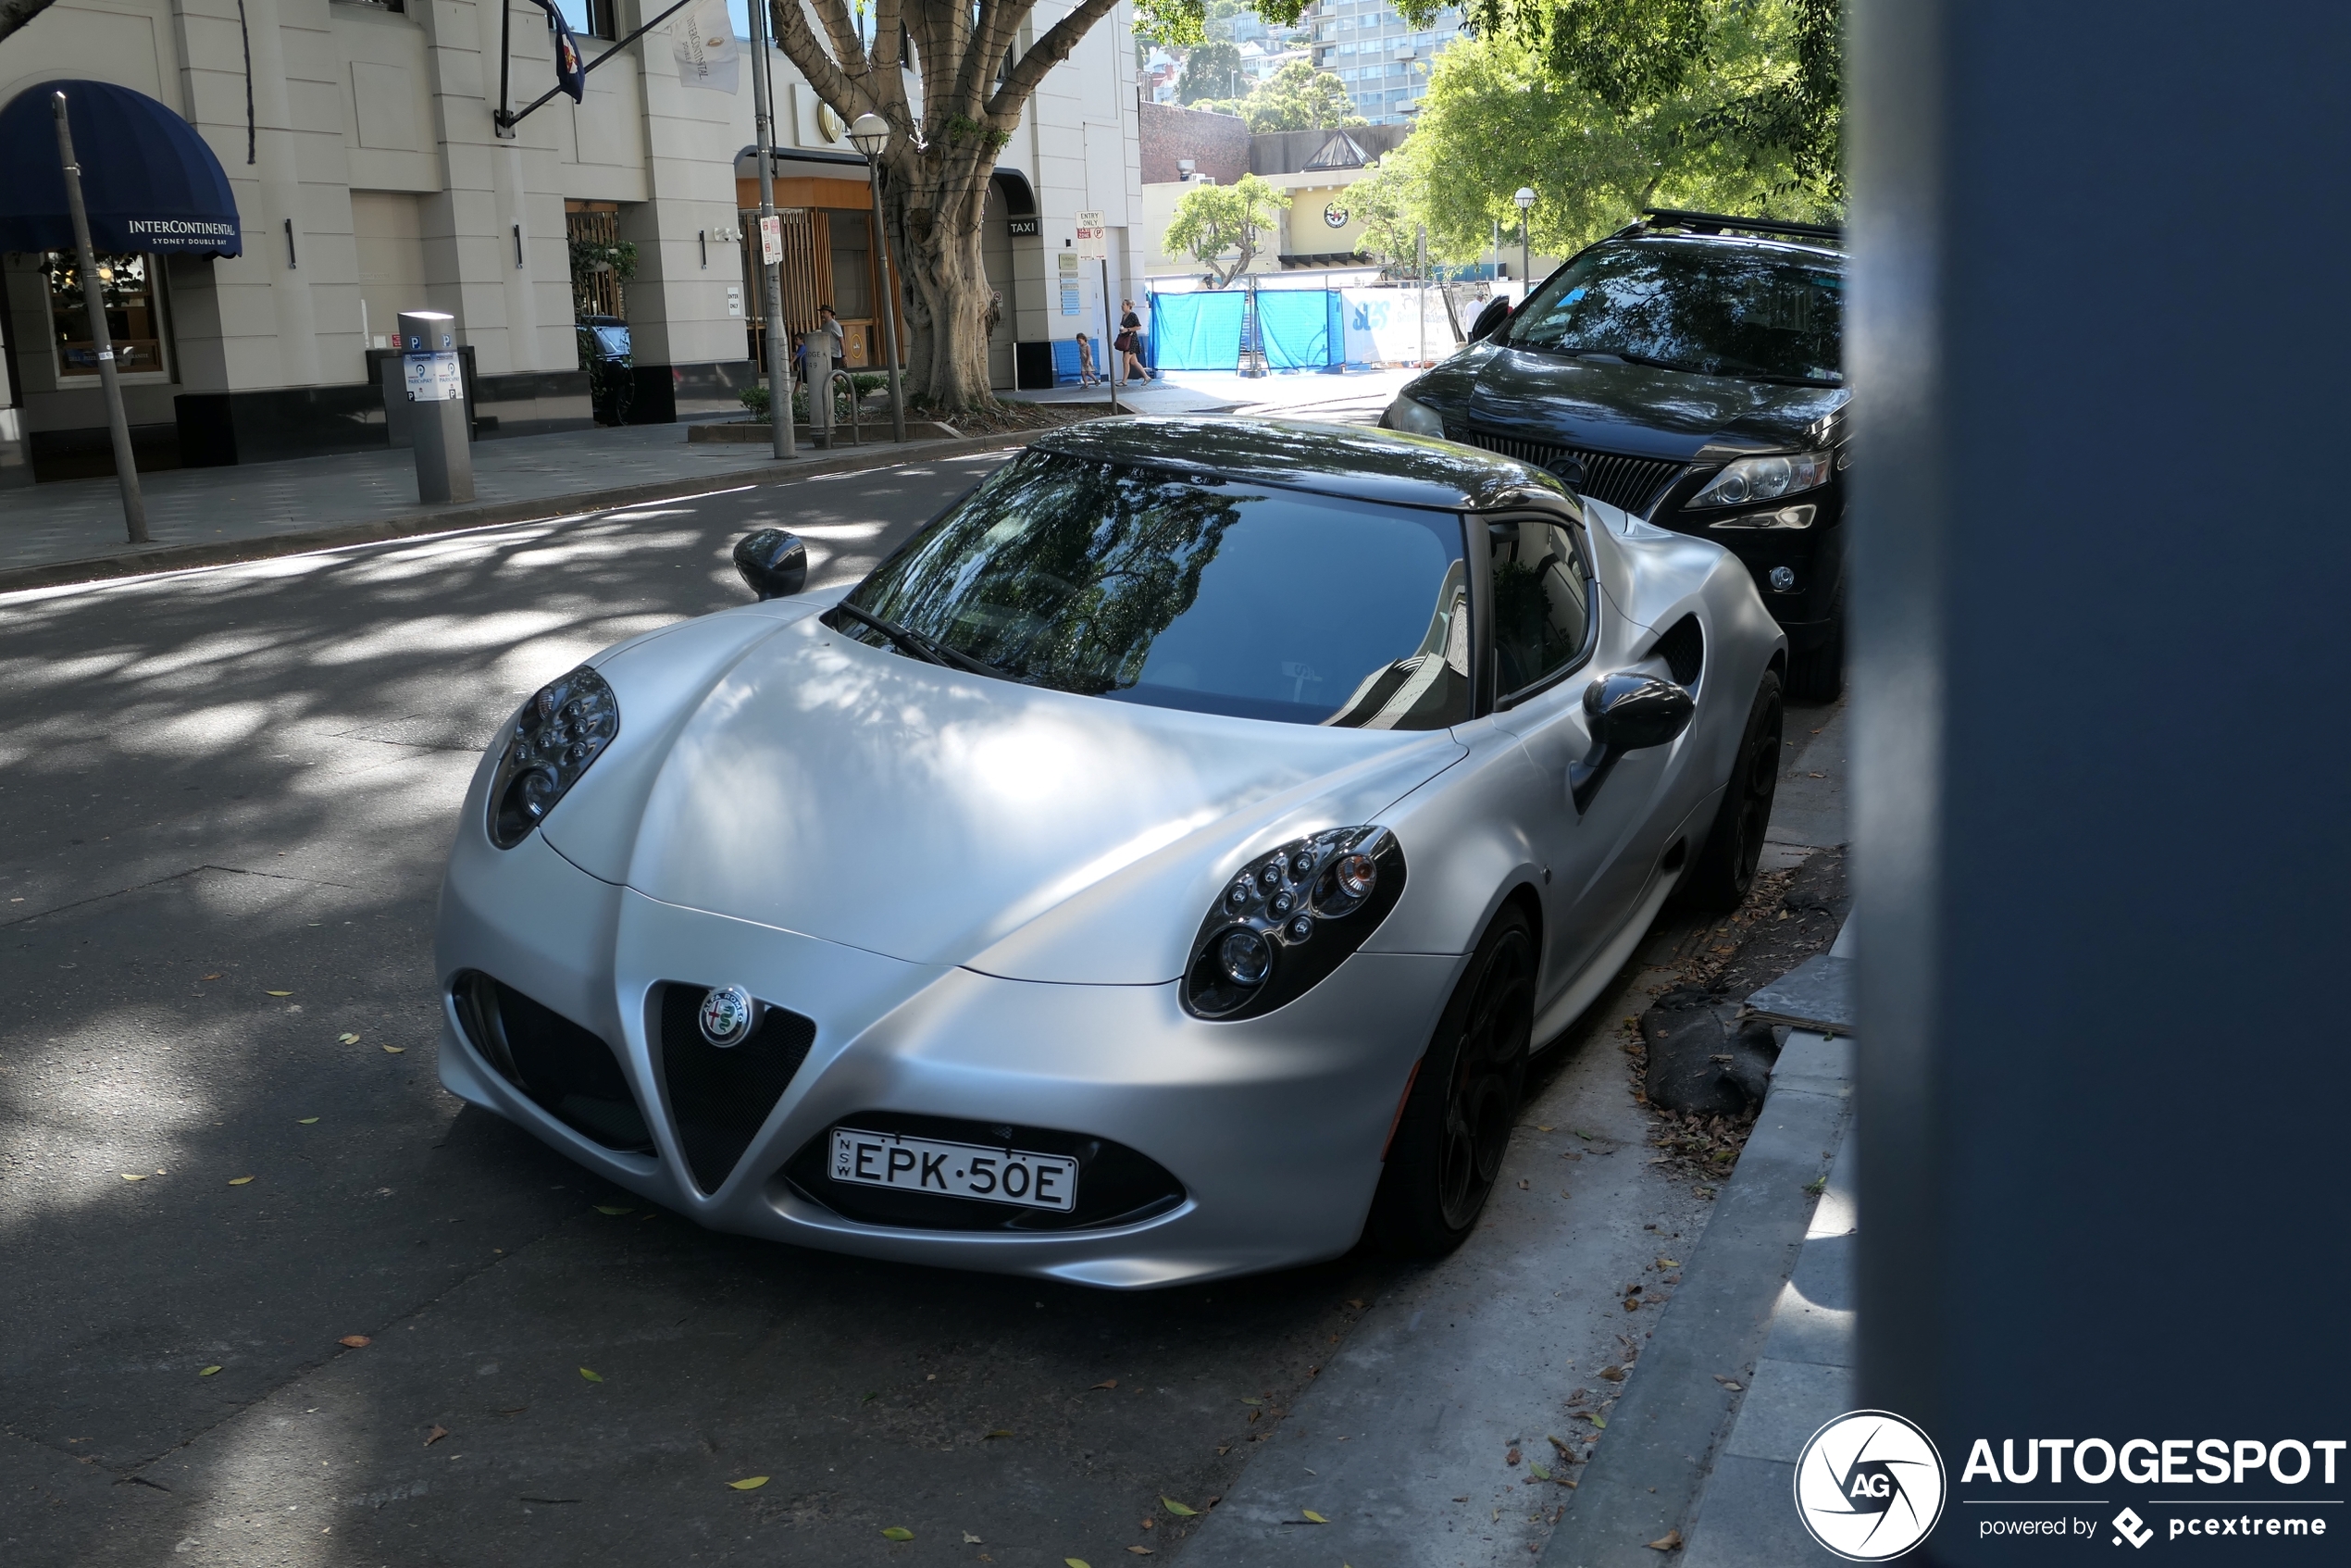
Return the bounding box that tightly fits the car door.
[1482,514,1670,1007]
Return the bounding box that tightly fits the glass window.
[45,253,166,378]
[554,0,616,39]
[1488,517,1591,696]
[840,450,1473,730]
[827,209,873,319]
[1503,236,1844,385]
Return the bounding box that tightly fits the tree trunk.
[886,146,999,409]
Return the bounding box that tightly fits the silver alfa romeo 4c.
[432,417,1785,1288]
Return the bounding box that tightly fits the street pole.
[1101,256,1120,414]
[1416,223,1427,367]
[51,92,146,544]
[1514,187,1535,303]
[747,0,793,457]
[849,114,907,442]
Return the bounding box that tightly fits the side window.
[1488,517,1591,697]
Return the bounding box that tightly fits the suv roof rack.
[1639,207,1844,243]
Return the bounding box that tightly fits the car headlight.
[486,666,620,849]
[1183,827,1407,1021]
[1382,393,1447,439]
[1686,450,1833,508]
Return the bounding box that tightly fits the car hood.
[543,608,1466,982]
[1412,343,1849,460]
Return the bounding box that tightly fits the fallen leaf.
[1126,1549,1154,1557]
[1090,1378,1118,1390]
[198,1365,222,1377]
[964,1535,983,1545]
[1647,1528,1683,1550]
[201,974,222,980]
[425,1425,449,1448]
[1239,1396,1262,1405]
[1714,1377,1743,1391]
[1516,1178,1530,1190]
[881,1525,913,1540]
[1656,1257,1680,1269]
[1585,1412,1608,1429]
[1161,1497,1198,1517]
[1506,1447,1523,1465]
[1065,1559,1092,1568]
[1548,1435,1573,1456]
[339,1033,360,1044]
[1302,1510,1328,1524]
[1346,1299,1364,1310]
[1598,1364,1625,1381]
[728,1476,770,1490]
[595,1205,634,1215]
[266,990,292,997]
[1529,1462,1552,1480]
[578,1367,603,1383]
[984,1429,1014,1439]
[297,1117,319,1125]
[382,1045,405,1054]
[338,1336,370,1349]
[228,1176,255,1186]
[120,1173,146,1182]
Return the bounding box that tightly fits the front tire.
[1368,906,1536,1258]
[1675,670,1785,912]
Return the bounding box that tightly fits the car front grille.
[452,973,654,1154]
[1462,429,1686,516]
[657,984,819,1195]
[779,1112,1187,1234]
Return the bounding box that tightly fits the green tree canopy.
[1163,174,1293,286]
[1232,60,1366,132]
[1179,41,1248,103]
[1380,9,1840,268]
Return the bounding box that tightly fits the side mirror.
[732,529,807,601]
[1570,672,1694,814]
[1467,295,1511,342]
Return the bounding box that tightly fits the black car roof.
[1029,417,1573,513]
[1605,229,1846,267]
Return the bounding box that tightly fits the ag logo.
[1793,1410,1947,1561]
[697,984,759,1048]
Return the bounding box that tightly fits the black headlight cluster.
[487,665,619,849]
[1182,827,1407,1021]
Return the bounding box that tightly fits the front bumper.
[434,829,1460,1288]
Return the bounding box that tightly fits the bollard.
[396,310,474,504]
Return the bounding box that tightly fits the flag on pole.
[528,0,589,103]
[674,0,740,93]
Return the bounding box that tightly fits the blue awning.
[0,80,242,258]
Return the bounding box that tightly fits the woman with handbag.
[1114,298,1154,383]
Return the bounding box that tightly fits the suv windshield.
[837,450,1472,729]
[1504,238,1843,384]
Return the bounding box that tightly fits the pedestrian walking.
[1114,298,1154,383]
[1074,332,1101,387]
[809,305,848,444]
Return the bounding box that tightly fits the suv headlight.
[486,666,619,849]
[1687,450,1833,508]
[1183,827,1407,1020]
[1382,394,1447,439]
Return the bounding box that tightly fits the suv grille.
[657,984,818,1194]
[1462,429,1686,516]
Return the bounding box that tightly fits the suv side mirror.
[1468,296,1511,342]
[1570,672,1695,814]
[733,529,808,600]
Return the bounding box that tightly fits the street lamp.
[849,111,908,442]
[1513,187,1535,295]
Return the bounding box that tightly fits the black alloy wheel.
[1368,905,1536,1257]
[1676,669,1785,912]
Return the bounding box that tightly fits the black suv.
[1385,210,1848,698]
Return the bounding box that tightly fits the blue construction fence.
[1144,287,1461,371]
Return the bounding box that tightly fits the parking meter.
[396,310,473,504]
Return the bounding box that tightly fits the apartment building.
[1305,0,1464,125]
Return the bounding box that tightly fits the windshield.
[837,450,1473,729]
[1504,239,1843,384]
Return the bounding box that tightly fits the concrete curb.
[1537,1033,1851,1567]
[0,430,1035,594]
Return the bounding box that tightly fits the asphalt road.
[0,456,1845,1568]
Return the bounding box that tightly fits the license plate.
[829,1128,1078,1213]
